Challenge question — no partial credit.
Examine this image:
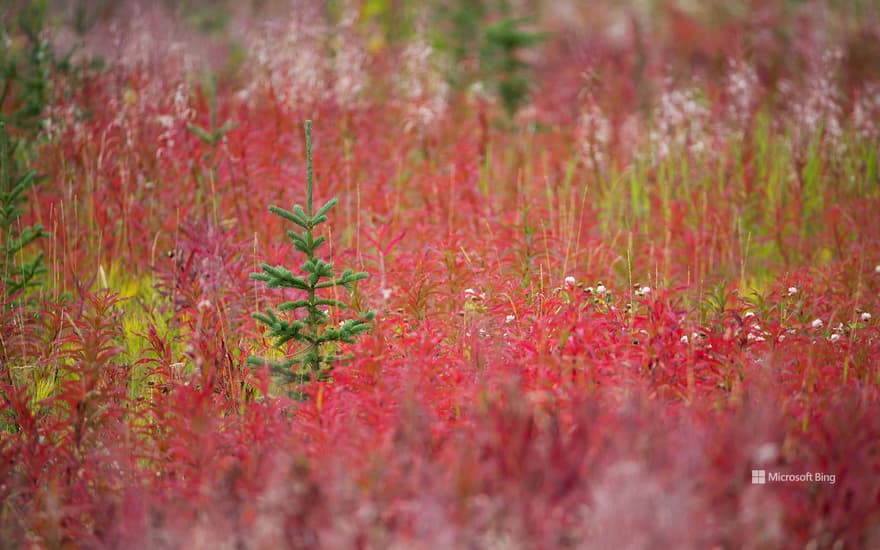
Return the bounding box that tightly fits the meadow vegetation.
[2,0,880,547]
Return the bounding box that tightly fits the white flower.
[585,286,594,294]
[197,299,212,311]
[777,334,786,343]
[787,287,798,296]
[744,311,755,318]
[754,335,766,342]
[811,318,824,329]
[635,285,651,297]
[596,284,607,295]
[564,276,576,288]
[830,333,841,342]
[505,314,516,324]
[875,264,880,274]
[381,288,392,300]
[680,335,689,344]
[860,312,872,322]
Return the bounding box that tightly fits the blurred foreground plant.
[249,120,373,396]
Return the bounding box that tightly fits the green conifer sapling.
[0,122,47,305]
[249,120,373,390]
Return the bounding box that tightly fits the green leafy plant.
[0,2,59,305]
[186,73,236,148]
[250,120,373,394]
[435,0,545,119]
[0,121,46,303]
[434,0,487,89]
[2,1,80,132]
[480,11,545,118]
[1,2,52,134]
[186,72,237,224]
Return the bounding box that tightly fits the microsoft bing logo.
[749,469,836,484]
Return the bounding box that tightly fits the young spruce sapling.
[249,120,373,393]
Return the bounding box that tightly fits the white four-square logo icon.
[751,469,766,484]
